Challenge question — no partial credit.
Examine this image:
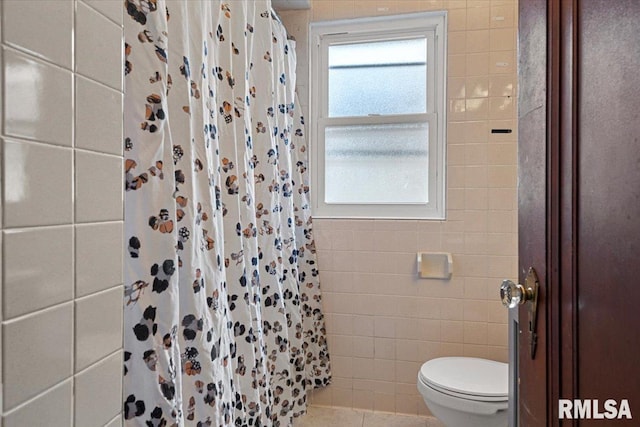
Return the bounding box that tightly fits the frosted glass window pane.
[325,123,429,204]
[328,38,427,117]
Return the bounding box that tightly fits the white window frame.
[309,12,447,219]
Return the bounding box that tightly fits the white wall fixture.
[417,252,453,279]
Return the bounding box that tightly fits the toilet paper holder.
[416,252,453,279]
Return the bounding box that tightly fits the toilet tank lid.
[419,357,508,398]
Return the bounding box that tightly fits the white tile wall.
[3,226,73,318]
[76,1,123,90]
[76,222,123,297]
[2,0,73,68]
[280,0,517,416]
[3,303,73,409]
[74,351,123,427]
[3,139,73,227]
[3,49,74,147]
[1,0,124,424]
[76,76,123,156]
[2,379,73,427]
[75,287,123,371]
[75,150,123,222]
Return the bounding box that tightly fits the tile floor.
[294,406,444,427]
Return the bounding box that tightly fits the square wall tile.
[76,76,123,155]
[352,390,374,411]
[82,0,124,26]
[466,53,490,76]
[2,0,73,68]
[441,320,463,343]
[465,98,489,120]
[75,151,123,223]
[312,0,333,20]
[463,343,488,358]
[465,30,489,53]
[396,0,425,13]
[76,2,123,90]
[489,75,515,97]
[3,139,73,228]
[448,77,466,99]
[448,9,467,31]
[3,226,73,319]
[448,31,466,55]
[449,54,468,78]
[422,0,445,10]
[352,315,373,336]
[75,351,123,427]
[450,0,470,9]
[76,222,123,297]
[373,359,395,382]
[3,49,73,146]
[331,355,353,378]
[489,97,515,120]
[488,300,508,324]
[2,379,72,427]
[309,387,333,406]
[487,345,508,363]
[3,302,73,410]
[332,387,353,408]
[487,323,508,346]
[395,360,420,384]
[463,299,488,322]
[395,339,419,362]
[490,28,516,52]
[463,321,488,344]
[465,76,489,98]
[373,391,396,412]
[352,336,374,358]
[466,6,491,30]
[487,142,516,165]
[490,5,515,28]
[490,50,515,74]
[76,287,123,371]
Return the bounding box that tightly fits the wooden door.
[517,0,548,425]
[517,0,640,425]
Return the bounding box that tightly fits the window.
[309,12,447,219]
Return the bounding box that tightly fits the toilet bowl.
[417,357,508,427]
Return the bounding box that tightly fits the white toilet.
[417,357,508,427]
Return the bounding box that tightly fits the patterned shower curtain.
[123,1,330,425]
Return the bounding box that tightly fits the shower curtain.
[123,1,330,425]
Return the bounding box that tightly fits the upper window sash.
[310,12,446,117]
[319,31,436,119]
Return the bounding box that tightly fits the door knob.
[500,267,540,359]
[500,279,535,308]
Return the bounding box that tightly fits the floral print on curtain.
[123,1,330,425]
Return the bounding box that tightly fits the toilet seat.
[418,357,508,402]
[419,377,508,403]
